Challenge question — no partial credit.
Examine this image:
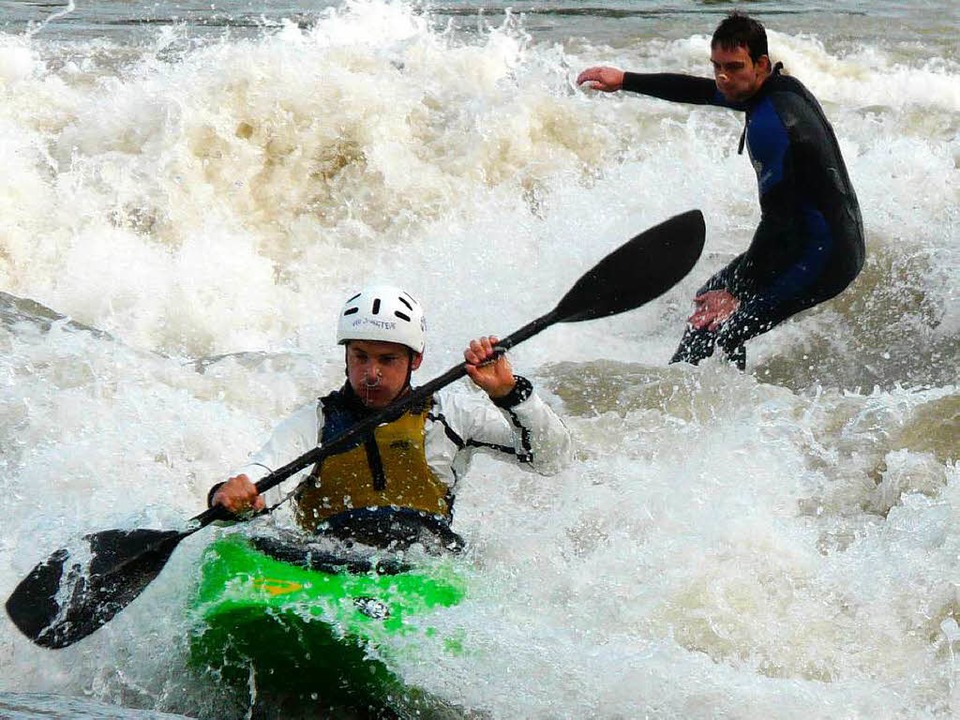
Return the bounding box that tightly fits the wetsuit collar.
[737,61,786,155]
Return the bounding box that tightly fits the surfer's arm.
[622,72,722,105]
[577,66,721,106]
[576,66,626,92]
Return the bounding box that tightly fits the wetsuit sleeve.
[622,72,724,106]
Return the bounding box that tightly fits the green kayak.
[188,531,467,709]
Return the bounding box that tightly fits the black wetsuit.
[622,66,865,368]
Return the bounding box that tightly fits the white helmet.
[336,285,426,353]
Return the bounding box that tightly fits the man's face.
[710,44,769,102]
[346,339,422,409]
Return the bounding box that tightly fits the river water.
[1,1,958,718]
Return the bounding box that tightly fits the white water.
[1,1,958,718]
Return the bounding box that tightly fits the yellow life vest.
[294,399,451,532]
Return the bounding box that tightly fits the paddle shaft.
[191,308,558,527]
[193,207,707,525]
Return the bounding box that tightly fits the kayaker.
[207,284,573,550]
[576,12,865,370]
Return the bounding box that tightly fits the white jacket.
[237,378,574,514]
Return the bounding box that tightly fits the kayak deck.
[189,533,466,704]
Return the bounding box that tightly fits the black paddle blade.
[554,209,705,323]
[5,528,186,649]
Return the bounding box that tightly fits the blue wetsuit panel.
[745,99,789,197]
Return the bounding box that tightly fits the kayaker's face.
[346,340,422,408]
[710,44,769,102]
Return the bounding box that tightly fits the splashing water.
[1,1,958,718]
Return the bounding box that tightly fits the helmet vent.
[336,285,425,353]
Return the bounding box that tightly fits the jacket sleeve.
[433,377,574,477]
[233,400,322,508]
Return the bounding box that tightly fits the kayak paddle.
[5,209,705,649]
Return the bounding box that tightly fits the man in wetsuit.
[208,285,572,550]
[577,12,864,369]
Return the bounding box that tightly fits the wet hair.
[711,12,768,62]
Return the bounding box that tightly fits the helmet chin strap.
[402,349,415,390]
